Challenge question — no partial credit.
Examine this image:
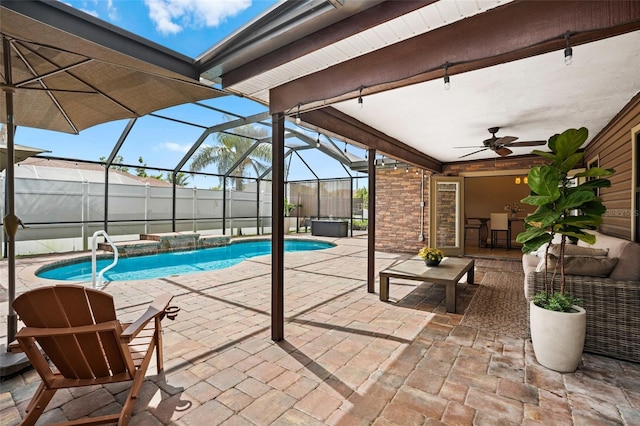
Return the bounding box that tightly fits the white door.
[429,176,465,257]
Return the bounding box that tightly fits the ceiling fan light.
[564,46,573,65]
[563,31,573,66]
[443,62,451,90]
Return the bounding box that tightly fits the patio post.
[271,112,285,341]
[368,148,376,293]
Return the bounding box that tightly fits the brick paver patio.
[1,235,639,425]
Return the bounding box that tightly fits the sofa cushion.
[548,244,608,258]
[533,234,565,258]
[537,254,619,277]
[577,231,630,259]
[609,242,640,281]
[523,254,539,273]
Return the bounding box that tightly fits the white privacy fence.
[1,175,273,256]
[0,173,361,256]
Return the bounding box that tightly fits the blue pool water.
[37,240,334,282]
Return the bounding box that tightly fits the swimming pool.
[37,239,334,282]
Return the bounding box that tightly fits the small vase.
[426,259,440,267]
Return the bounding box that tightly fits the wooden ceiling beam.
[300,107,442,173]
[269,0,640,114]
[221,1,431,88]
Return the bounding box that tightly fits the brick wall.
[375,168,429,254]
[443,154,550,175]
[434,182,457,247]
[375,155,548,254]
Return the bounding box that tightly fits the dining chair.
[490,212,511,249]
[464,214,482,247]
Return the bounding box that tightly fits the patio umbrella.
[0,140,49,171]
[0,1,225,350]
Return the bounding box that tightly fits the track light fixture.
[358,86,364,108]
[344,142,348,153]
[444,62,451,90]
[415,168,419,175]
[381,157,385,167]
[316,133,320,148]
[364,150,368,159]
[394,163,397,170]
[295,104,301,124]
[564,31,573,65]
[405,165,409,173]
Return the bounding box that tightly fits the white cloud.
[63,0,117,21]
[105,0,119,21]
[160,142,191,154]
[144,0,251,35]
[77,7,100,18]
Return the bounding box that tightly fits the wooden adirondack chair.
[12,285,174,426]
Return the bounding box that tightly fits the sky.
[11,0,366,185]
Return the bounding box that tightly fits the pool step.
[198,235,231,248]
[141,232,200,251]
[97,233,231,257]
[97,239,160,257]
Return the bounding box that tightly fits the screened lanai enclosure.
[0,101,370,257]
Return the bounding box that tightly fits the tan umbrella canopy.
[0,126,50,171]
[0,142,49,171]
[0,0,225,352]
[0,5,225,134]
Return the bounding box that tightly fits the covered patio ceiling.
[198,0,640,173]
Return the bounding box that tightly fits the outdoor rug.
[461,270,529,339]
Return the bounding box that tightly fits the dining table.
[468,216,524,248]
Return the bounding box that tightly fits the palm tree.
[189,122,271,190]
[166,171,190,186]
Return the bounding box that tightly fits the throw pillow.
[547,243,608,258]
[537,254,619,277]
[609,242,640,281]
[534,235,570,258]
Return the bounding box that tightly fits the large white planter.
[529,301,586,373]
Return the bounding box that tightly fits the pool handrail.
[91,230,119,289]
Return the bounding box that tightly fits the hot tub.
[311,219,348,237]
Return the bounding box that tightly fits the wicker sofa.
[522,231,640,363]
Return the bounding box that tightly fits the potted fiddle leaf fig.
[516,127,614,372]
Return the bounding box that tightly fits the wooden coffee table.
[379,257,475,313]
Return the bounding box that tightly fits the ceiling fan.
[456,127,546,158]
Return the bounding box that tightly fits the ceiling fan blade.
[495,136,518,145]
[495,147,513,157]
[504,140,547,147]
[458,148,489,158]
[454,145,485,149]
